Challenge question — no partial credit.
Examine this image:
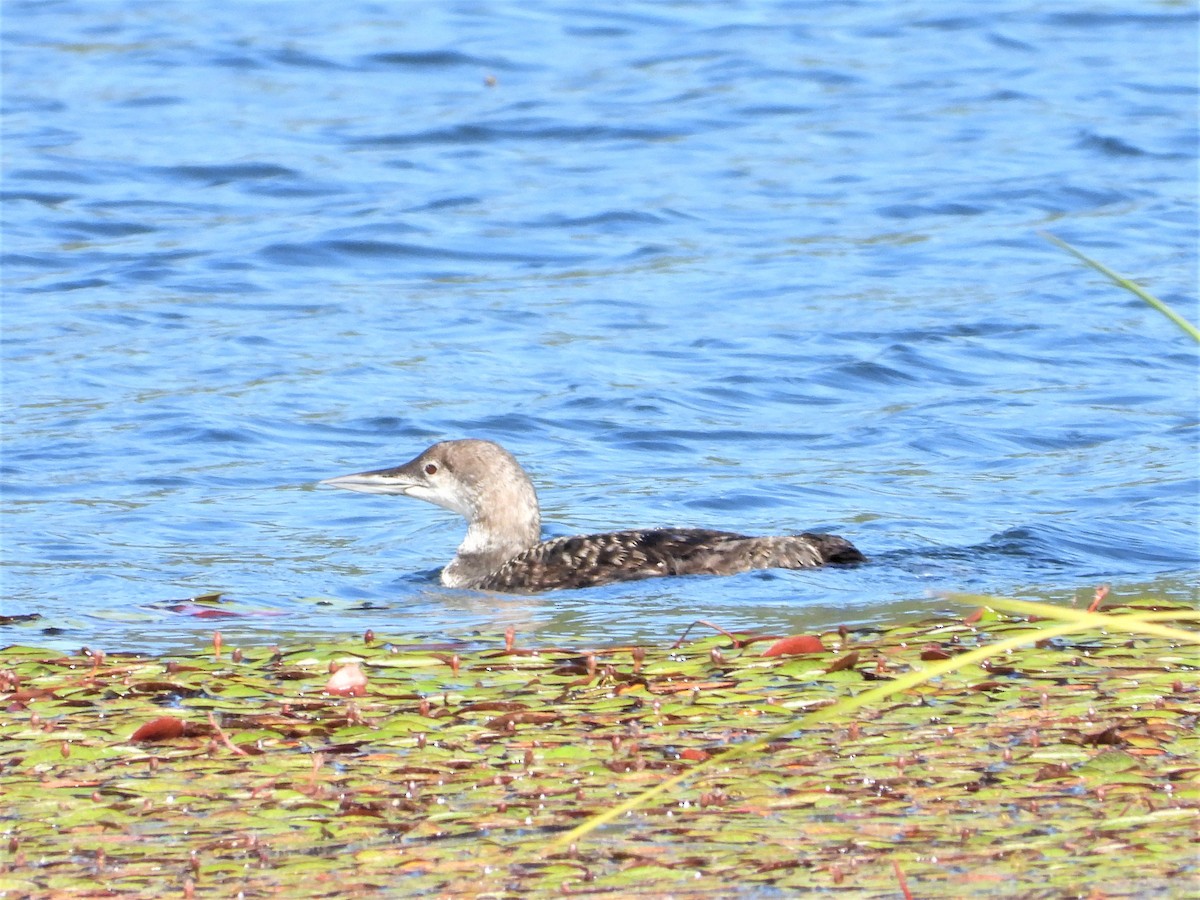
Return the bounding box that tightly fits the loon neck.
[446,513,539,588]
[444,446,541,587]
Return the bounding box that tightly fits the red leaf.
[5,688,58,704]
[1033,763,1072,781]
[164,604,241,618]
[761,635,824,657]
[1081,724,1124,746]
[824,650,859,673]
[969,681,1004,692]
[325,662,368,697]
[680,748,710,762]
[130,716,186,743]
[646,679,738,695]
[486,711,560,729]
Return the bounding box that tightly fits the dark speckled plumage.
[476,527,862,592]
[322,439,864,593]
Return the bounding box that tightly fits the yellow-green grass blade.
[1042,231,1199,342]
[945,593,1200,644]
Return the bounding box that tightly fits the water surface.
[3,1,1197,652]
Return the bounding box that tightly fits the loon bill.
[321,438,864,593]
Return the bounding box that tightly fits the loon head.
[321,439,542,552]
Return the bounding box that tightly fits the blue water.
[3,1,1197,653]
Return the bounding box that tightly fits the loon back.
[476,527,864,592]
[321,438,864,593]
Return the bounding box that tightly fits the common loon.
[321,439,864,593]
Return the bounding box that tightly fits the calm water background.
[3,1,1197,653]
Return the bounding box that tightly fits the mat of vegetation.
[1,603,1197,898]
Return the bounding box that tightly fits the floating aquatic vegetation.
[1,600,1196,896]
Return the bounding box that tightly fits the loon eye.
[424,463,438,476]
